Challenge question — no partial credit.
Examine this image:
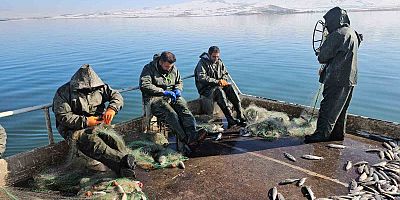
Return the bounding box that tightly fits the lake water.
[1,11,399,156]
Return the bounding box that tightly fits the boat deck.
[0,131,388,199]
[138,133,382,199]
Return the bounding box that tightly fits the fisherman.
[0,125,6,158]
[305,7,362,143]
[52,64,136,177]
[194,46,247,128]
[139,51,206,155]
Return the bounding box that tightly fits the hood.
[323,7,350,33]
[70,64,105,90]
[199,52,213,63]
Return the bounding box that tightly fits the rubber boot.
[304,131,330,144]
[119,155,136,178]
[220,106,238,128]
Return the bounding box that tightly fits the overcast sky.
[0,0,191,18]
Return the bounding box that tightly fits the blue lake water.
[0,11,399,156]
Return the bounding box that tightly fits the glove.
[163,91,176,103]
[103,108,116,125]
[218,79,229,87]
[87,116,102,127]
[173,89,182,98]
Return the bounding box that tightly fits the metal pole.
[227,73,242,95]
[43,107,54,144]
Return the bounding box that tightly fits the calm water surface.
[0,11,399,156]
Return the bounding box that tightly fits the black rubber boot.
[304,132,330,144]
[220,106,239,129]
[329,133,344,141]
[237,117,247,127]
[119,155,136,178]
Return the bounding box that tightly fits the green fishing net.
[31,125,187,199]
[242,104,317,139]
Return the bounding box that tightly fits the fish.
[278,178,300,185]
[383,142,393,150]
[121,193,128,200]
[349,179,357,190]
[277,193,285,200]
[379,151,385,159]
[302,155,324,160]
[365,149,381,153]
[283,152,296,162]
[345,161,352,171]
[358,172,368,182]
[92,191,107,196]
[363,165,370,175]
[350,186,364,193]
[326,144,346,149]
[372,161,387,168]
[368,167,375,177]
[357,165,365,174]
[214,132,222,141]
[389,141,398,148]
[301,186,316,200]
[268,187,278,200]
[158,155,167,165]
[178,161,185,169]
[116,184,125,194]
[297,178,307,187]
[385,150,393,160]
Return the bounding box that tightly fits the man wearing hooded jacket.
[140,51,206,155]
[53,64,135,177]
[305,7,362,143]
[194,46,247,128]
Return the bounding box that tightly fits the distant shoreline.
[1,7,400,22]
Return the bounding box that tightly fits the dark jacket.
[194,52,229,95]
[318,7,362,87]
[139,54,183,104]
[52,64,123,137]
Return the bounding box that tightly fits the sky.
[0,0,190,18]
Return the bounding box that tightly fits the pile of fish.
[327,141,400,200]
[270,141,400,200]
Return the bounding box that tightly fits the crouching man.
[53,64,135,178]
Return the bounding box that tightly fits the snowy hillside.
[4,0,400,20]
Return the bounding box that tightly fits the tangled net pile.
[30,126,187,199]
[241,104,317,140]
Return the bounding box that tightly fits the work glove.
[218,79,229,87]
[103,108,116,125]
[163,91,177,103]
[173,89,182,98]
[87,116,102,127]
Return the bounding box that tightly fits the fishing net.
[30,126,187,199]
[241,104,317,139]
[194,104,316,140]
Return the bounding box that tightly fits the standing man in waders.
[53,64,136,178]
[305,7,363,143]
